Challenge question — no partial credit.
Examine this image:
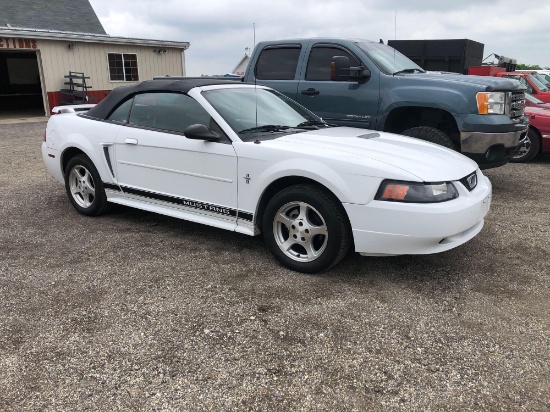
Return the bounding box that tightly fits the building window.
[108,53,139,82]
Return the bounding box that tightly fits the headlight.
[476,92,506,114]
[375,180,459,203]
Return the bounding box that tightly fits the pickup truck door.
[113,92,239,224]
[296,43,380,129]
[250,43,305,100]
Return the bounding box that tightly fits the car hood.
[403,72,526,92]
[526,106,550,117]
[269,127,478,182]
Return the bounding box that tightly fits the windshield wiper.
[392,68,424,76]
[295,120,331,129]
[238,125,290,134]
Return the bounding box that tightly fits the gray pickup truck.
[243,38,528,169]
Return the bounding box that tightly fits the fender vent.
[103,146,115,177]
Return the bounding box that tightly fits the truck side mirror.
[330,56,351,81]
[330,56,371,82]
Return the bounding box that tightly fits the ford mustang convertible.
[42,79,492,273]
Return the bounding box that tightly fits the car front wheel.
[263,184,351,273]
[64,154,108,216]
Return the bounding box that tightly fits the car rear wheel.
[401,126,456,150]
[64,155,108,216]
[511,128,540,163]
[263,184,351,273]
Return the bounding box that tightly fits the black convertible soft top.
[85,78,247,120]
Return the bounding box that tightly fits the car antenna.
[253,22,261,144]
[393,10,397,75]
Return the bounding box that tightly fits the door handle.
[124,138,138,145]
[301,88,320,96]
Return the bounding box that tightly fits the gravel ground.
[0,121,549,411]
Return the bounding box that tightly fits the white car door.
[114,92,239,223]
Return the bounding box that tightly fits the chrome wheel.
[511,129,540,163]
[273,201,328,262]
[514,133,532,159]
[68,165,96,208]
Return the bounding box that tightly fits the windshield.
[355,41,424,75]
[524,93,544,104]
[527,74,549,92]
[532,72,550,87]
[202,88,323,141]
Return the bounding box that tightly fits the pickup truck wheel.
[64,155,108,216]
[511,128,540,163]
[401,126,456,150]
[263,184,351,273]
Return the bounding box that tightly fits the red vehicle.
[495,72,550,103]
[514,105,550,162]
[524,93,550,110]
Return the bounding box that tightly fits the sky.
[88,0,550,76]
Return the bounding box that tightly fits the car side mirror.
[184,124,220,142]
[330,56,371,82]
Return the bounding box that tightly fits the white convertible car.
[42,79,492,273]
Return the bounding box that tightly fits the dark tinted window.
[306,47,360,81]
[128,92,225,137]
[256,47,301,80]
[107,98,133,123]
[108,53,139,82]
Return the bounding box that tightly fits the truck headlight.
[375,180,459,203]
[476,92,506,114]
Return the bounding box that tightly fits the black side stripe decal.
[103,182,121,191]
[102,182,253,222]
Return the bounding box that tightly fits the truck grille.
[507,91,525,122]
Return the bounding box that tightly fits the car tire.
[511,128,540,163]
[262,184,352,273]
[64,154,109,216]
[401,126,456,150]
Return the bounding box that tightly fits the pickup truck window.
[256,46,301,80]
[356,41,424,75]
[306,47,360,81]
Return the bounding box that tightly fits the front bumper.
[460,126,528,169]
[344,171,492,256]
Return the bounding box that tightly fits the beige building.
[0,0,189,116]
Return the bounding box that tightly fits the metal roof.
[0,0,189,49]
[0,0,106,34]
[0,27,190,49]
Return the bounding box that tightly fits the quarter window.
[306,47,360,81]
[108,53,139,82]
[255,46,301,80]
[107,98,134,123]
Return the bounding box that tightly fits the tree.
[516,63,543,70]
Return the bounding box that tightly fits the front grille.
[506,91,525,122]
[459,171,478,192]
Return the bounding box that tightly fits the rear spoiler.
[51,104,96,115]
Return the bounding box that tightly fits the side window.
[128,92,227,138]
[256,46,301,80]
[108,53,139,82]
[306,47,361,81]
[107,98,134,123]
